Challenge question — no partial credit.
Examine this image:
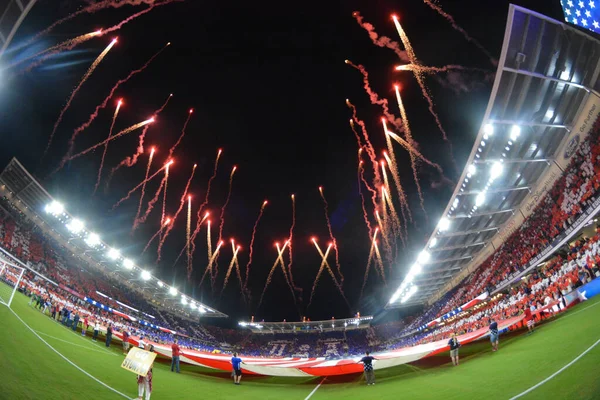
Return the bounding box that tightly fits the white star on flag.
[590,0,596,8]
[586,10,592,17]
[582,19,589,25]
[566,8,572,15]
[568,0,574,6]
[594,20,600,28]
[576,9,582,16]
[573,17,579,24]
[579,0,585,6]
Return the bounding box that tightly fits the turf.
[1,290,599,400]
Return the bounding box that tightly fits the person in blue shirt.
[231,352,243,385]
[448,333,460,366]
[489,320,499,352]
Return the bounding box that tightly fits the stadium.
[1,1,600,399]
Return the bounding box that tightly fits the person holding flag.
[448,333,460,366]
[231,352,243,385]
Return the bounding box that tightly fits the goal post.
[0,259,25,308]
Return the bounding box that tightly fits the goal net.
[0,258,25,308]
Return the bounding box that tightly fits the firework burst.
[318,186,344,284]
[92,98,123,195]
[244,200,268,291]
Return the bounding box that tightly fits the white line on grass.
[560,299,600,320]
[8,308,133,399]
[304,378,326,400]
[47,316,115,355]
[35,330,118,356]
[509,337,600,399]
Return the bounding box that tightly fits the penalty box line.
[8,307,134,399]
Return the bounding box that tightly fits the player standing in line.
[231,352,243,385]
[523,303,535,334]
[489,319,499,352]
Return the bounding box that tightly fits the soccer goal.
[0,259,25,308]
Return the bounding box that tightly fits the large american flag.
[561,0,600,34]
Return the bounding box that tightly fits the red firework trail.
[160,163,171,226]
[55,118,154,174]
[141,217,171,256]
[30,0,174,42]
[352,11,409,62]
[221,241,241,294]
[421,0,497,65]
[137,162,171,226]
[257,241,289,311]
[131,148,155,231]
[277,241,297,305]
[381,118,414,225]
[212,165,237,287]
[93,98,122,195]
[44,38,117,157]
[156,164,197,263]
[345,60,403,131]
[244,200,268,289]
[395,64,489,74]
[113,158,169,211]
[318,186,344,284]
[287,194,300,293]
[392,88,427,216]
[217,166,237,244]
[346,101,380,184]
[167,108,194,161]
[360,228,379,300]
[357,156,373,237]
[108,93,173,186]
[199,239,223,288]
[373,239,386,284]
[189,149,222,260]
[309,240,349,309]
[392,16,452,148]
[66,44,169,162]
[383,152,410,240]
[169,211,209,278]
[384,126,444,175]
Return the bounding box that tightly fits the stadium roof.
[0,0,37,56]
[386,5,600,308]
[238,315,373,334]
[0,157,227,318]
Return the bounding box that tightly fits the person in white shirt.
[93,322,100,342]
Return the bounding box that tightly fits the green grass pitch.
[1,289,599,399]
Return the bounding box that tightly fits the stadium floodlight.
[401,285,418,303]
[66,219,84,234]
[510,125,521,141]
[429,237,438,248]
[199,307,206,314]
[141,270,151,280]
[45,201,64,215]
[190,303,197,310]
[169,287,177,296]
[483,123,494,137]
[389,289,401,303]
[490,162,503,181]
[157,281,164,287]
[181,296,188,305]
[468,164,476,176]
[123,258,134,269]
[438,217,450,232]
[417,250,430,265]
[545,109,554,119]
[107,248,120,260]
[475,192,486,207]
[239,322,248,326]
[85,233,100,247]
[453,198,459,208]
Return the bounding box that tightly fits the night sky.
[0,0,565,325]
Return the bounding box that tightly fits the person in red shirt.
[171,339,181,373]
[524,304,535,334]
[122,330,130,355]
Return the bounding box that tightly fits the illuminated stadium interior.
[1,1,600,399]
